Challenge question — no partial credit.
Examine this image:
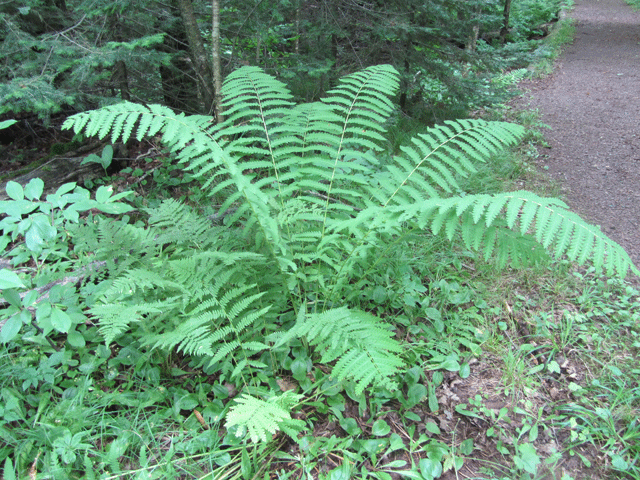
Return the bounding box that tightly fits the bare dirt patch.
[518,0,640,280]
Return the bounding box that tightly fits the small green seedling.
[81,144,113,172]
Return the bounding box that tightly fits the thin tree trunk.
[294,1,300,55]
[466,25,480,51]
[500,0,512,43]
[462,3,481,52]
[113,60,130,101]
[255,36,262,64]
[212,0,223,123]
[176,0,215,113]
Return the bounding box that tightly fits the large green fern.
[63,64,638,443]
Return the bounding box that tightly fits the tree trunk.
[113,60,130,101]
[212,0,223,123]
[176,0,215,114]
[500,0,512,43]
[463,5,481,52]
[294,1,300,55]
[466,25,480,51]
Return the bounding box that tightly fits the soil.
[519,0,640,278]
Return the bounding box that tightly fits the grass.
[530,13,576,77]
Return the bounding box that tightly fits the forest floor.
[517,0,640,280]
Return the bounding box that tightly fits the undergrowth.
[0,57,639,480]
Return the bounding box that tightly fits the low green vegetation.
[2,63,639,479]
[2,5,639,480]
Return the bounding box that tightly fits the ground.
[518,0,640,279]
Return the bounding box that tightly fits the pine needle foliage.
[63,64,638,442]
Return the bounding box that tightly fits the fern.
[225,391,305,443]
[63,64,639,428]
[277,307,405,395]
[81,200,270,372]
[385,190,636,276]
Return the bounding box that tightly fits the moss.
[49,139,82,156]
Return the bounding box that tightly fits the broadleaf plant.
[57,64,638,442]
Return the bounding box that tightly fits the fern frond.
[390,191,639,277]
[104,268,188,298]
[225,391,305,443]
[220,66,298,194]
[64,90,287,271]
[90,299,179,345]
[381,120,525,206]
[143,271,269,358]
[278,307,404,394]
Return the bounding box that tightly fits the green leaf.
[0,313,23,343]
[611,454,629,471]
[384,460,407,468]
[419,458,443,480]
[95,186,112,203]
[94,203,134,214]
[406,383,427,407]
[0,119,17,130]
[607,365,623,376]
[54,183,77,196]
[547,360,560,374]
[291,357,308,382]
[0,269,26,289]
[36,302,53,336]
[2,289,21,308]
[528,363,545,375]
[454,404,482,419]
[361,438,387,455]
[515,443,540,474]
[80,153,100,165]
[428,386,439,412]
[63,208,80,222]
[372,419,391,436]
[67,329,86,348]
[23,178,44,200]
[339,417,362,435]
[5,181,24,200]
[428,354,460,372]
[327,463,351,480]
[2,458,16,480]
[460,438,474,455]
[50,307,72,333]
[404,411,421,422]
[424,421,441,435]
[372,472,392,480]
[101,144,114,168]
[240,447,252,478]
[25,214,57,252]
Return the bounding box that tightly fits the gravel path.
[522,0,640,274]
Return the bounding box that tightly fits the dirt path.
[522,0,640,274]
